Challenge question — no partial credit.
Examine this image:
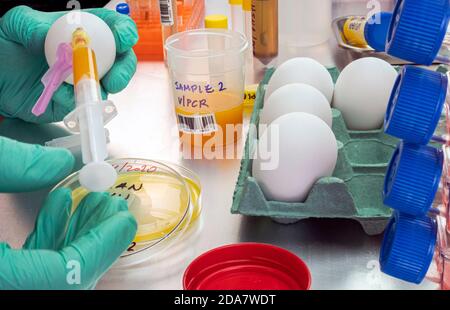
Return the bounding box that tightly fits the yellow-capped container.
[205,14,228,29]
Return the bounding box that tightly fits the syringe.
[71,28,117,192]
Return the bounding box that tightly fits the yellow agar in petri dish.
[70,171,201,244]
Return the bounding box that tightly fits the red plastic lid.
[183,243,311,290]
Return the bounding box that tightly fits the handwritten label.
[175,81,227,111]
[109,181,143,201]
[111,162,158,173]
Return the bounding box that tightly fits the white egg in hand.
[45,12,116,84]
[332,57,397,130]
[252,112,338,202]
[265,57,334,103]
[260,83,332,129]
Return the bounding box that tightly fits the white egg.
[265,57,334,103]
[252,112,338,202]
[332,57,398,130]
[45,12,116,84]
[260,83,332,130]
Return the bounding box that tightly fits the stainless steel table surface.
[0,0,438,290]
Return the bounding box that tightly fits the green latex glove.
[0,138,137,289]
[0,136,75,192]
[0,5,138,124]
[0,188,137,290]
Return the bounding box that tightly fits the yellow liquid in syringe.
[71,172,201,243]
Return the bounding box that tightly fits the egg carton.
[231,67,398,235]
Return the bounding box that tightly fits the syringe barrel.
[74,78,108,164]
[72,28,108,165]
[386,0,450,65]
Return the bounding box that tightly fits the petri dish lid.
[53,159,200,267]
[183,243,312,290]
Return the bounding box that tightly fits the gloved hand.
[0,5,138,124]
[0,137,137,289]
[0,188,137,290]
[0,5,139,289]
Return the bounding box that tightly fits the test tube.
[71,28,117,192]
[386,0,450,65]
[242,0,252,41]
[251,0,278,65]
[229,0,244,34]
[159,0,178,60]
[342,12,392,52]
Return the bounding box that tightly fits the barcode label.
[159,0,174,26]
[177,113,217,134]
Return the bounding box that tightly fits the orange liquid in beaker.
[175,91,243,154]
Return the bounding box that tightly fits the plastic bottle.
[386,0,450,65]
[342,12,392,52]
[252,0,278,64]
[384,66,449,146]
[380,138,450,289]
[380,209,450,289]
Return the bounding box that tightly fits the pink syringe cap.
[32,42,73,117]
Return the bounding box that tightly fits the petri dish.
[52,159,202,267]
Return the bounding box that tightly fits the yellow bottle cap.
[205,14,229,29]
[229,0,243,4]
[242,0,251,11]
[342,17,368,47]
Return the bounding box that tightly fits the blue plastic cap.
[386,0,450,65]
[380,211,437,284]
[384,66,448,145]
[116,3,130,15]
[364,12,392,52]
[383,141,443,216]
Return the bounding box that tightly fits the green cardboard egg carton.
[231,67,398,235]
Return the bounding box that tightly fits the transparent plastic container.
[242,0,252,42]
[384,66,449,146]
[229,0,244,34]
[386,0,450,65]
[280,0,331,47]
[380,142,450,288]
[52,159,202,267]
[165,29,248,150]
[383,66,450,217]
[380,209,450,289]
[383,141,445,217]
